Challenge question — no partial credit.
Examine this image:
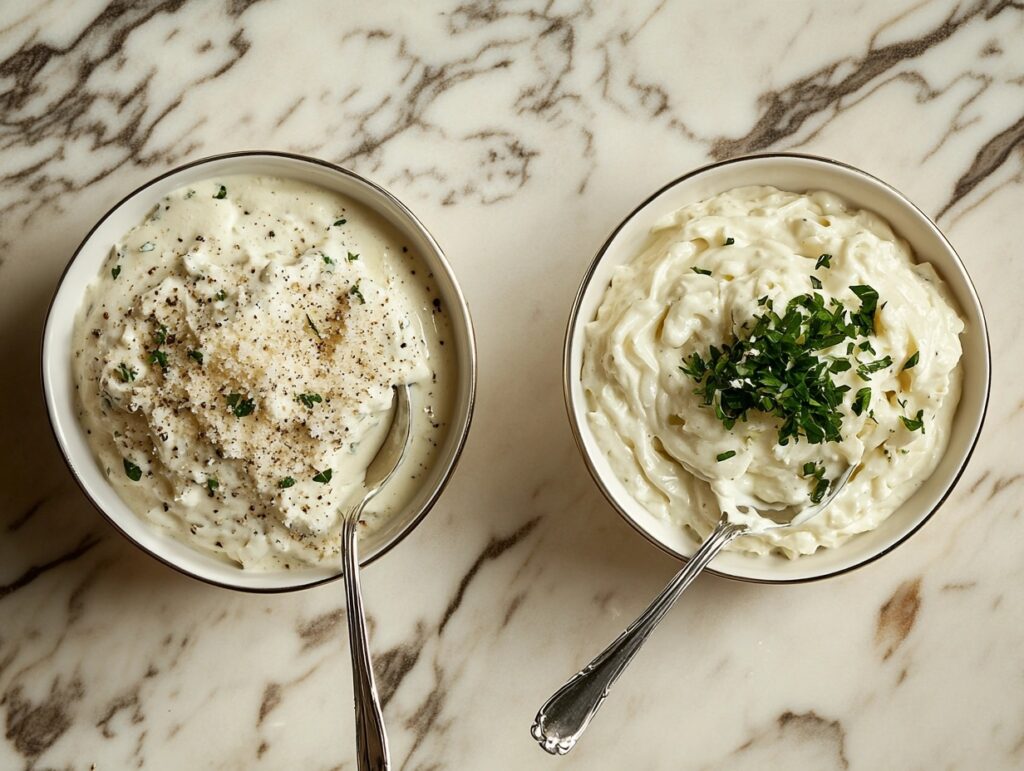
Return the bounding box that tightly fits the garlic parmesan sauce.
[582,186,964,558]
[73,175,455,570]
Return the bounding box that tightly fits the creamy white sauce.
[582,186,964,558]
[73,175,455,570]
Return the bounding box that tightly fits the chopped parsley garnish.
[297,392,323,409]
[278,476,296,489]
[852,387,872,416]
[334,218,347,226]
[187,349,204,364]
[810,275,822,290]
[117,363,137,383]
[306,313,321,338]
[111,264,122,279]
[347,251,359,262]
[312,468,333,484]
[724,237,735,246]
[215,289,227,302]
[901,410,925,433]
[859,340,876,354]
[350,282,366,305]
[226,393,255,417]
[139,242,155,252]
[679,286,879,446]
[849,285,878,334]
[691,267,712,276]
[154,324,168,345]
[716,450,736,462]
[815,253,832,270]
[856,355,892,381]
[206,477,219,494]
[321,252,334,265]
[903,351,920,370]
[214,185,227,199]
[148,349,168,370]
[802,461,830,504]
[123,459,142,482]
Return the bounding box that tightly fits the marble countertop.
[1,1,1021,768]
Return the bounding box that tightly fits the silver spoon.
[531,463,857,755]
[342,383,413,771]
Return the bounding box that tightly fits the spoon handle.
[342,514,391,771]
[531,516,746,755]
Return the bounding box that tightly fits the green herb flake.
[347,251,359,262]
[278,476,296,489]
[306,313,321,338]
[810,476,830,504]
[350,281,366,305]
[903,351,920,371]
[117,363,137,383]
[900,409,925,433]
[724,237,735,246]
[334,218,347,227]
[187,349,204,364]
[297,392,323,409]
[148,349,168,370]
[214,185,227,199]
[111,264,122,279]
[810,275,822,290]
[852,387,872,416]
[691,267,712,276]
[321,252,334,265]
[215,289,227,302]
[154,324,168,345]
[716,450,737,462]
[800,461,830,504]
[312,468,333,484]
[226,393,255,418]
[206,477,219,494]
[856,355,892,381]
[815,253,832,270]
[123,459,143,482]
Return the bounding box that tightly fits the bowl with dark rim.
[563,152,990,583]
[42,151,477,592]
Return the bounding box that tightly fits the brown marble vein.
[719,709,850,770]
[711,3,996,159]
[938,111,1024,217]
[876,577,922,661]
[2,675,84,764]
[0,534,100,601]
[0,0,263,236]
[437,516,540,633]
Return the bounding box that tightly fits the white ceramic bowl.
[43,151,477,592]
[564,153,990,583]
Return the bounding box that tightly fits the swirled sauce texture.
[73,176,454,570]
[582,186,964,558]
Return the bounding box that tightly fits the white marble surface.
[1,1,1021,768]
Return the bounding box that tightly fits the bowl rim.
[562,151,991,584]
[41,149,478,593]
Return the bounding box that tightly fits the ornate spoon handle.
[531,516,746,755]
[343,514,390,771]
